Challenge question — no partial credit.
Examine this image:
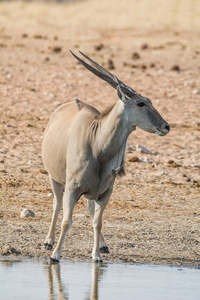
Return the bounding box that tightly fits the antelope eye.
[137,102,145,107]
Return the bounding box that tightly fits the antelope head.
[70,51,170,136]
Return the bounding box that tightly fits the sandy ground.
[0,0,200,266]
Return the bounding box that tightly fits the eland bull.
[42,51,170,262]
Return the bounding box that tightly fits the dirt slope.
[0,0,200,266]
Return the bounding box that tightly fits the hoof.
[93,258,103,263]
[92,256,103,263]
[50,257,59,264]
[100,246,109,254]
[43,243,53,251]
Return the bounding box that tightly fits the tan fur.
[42,86,170,262]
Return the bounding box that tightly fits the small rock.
[184,80,194,87]
[132,52,140,60]
[16,192,22,196]
[20,208,35,218]
[157,69,164,75]
[29,87,36,92]
[126,141,134,151]
[94,43,104,51]
[1,244,21,256]
[54,101,61,106]
[136,144,152,154]
[128,156,140,162]
[193,180,200,187]
[107,59,115,70]
[140,43,149,50]
[193,89,200,95]
[140,64,147,70]
[33,34,42,39]
[49,93,55,98]
[140,157,152,164]
[52,46,62,53]
[171,65,180,72]
[167,160,180,168]
[38,169,48,175]
[167,92,174,98]
[150,63,155,68]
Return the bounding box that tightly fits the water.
[0,259,200,300]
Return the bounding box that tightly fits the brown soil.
[0,0,200,266]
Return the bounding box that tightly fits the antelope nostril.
[165,124,170,132]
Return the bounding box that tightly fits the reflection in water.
[1,260,200,300]
[89,263,106,300]
[46,263,68,300]
[45,262,106,300]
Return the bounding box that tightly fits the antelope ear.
[117,85,129,104]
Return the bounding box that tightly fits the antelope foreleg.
[91,184,114,262]
[50,185,79,262]
[87,200,109,254]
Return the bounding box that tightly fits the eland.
[42,51,170,262]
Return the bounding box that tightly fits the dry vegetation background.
[0,0,200,265]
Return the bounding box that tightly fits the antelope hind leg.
[44,177,63,250]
